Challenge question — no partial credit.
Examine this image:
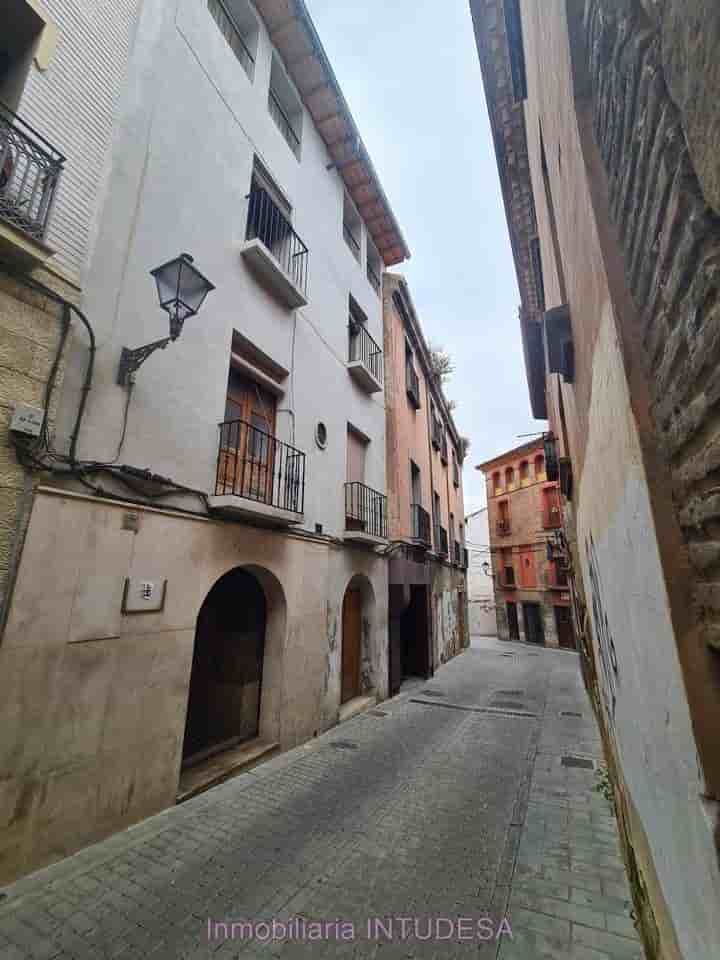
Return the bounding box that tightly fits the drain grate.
[330,740,358,751]
[368,710,388,718]
[497,690,525,696]
[560,711,583,718]
[561,755,595,770]
[419,689,446,698]
[492,699,527,710]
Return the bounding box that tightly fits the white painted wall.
[577,309,720,960]
[16,0,141,281]
[54,0,387,538]
[465,508,496,636]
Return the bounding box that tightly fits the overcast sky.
[305,0,543,516]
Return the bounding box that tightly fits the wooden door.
[221,370,277,503]
[555,606,576,650]
[341,588,362,703]
[507,602,520,641]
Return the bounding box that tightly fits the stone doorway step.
[338,694,376,724]
[177,738,279,803]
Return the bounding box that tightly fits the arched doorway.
[182,568,267,767]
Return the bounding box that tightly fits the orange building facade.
[383,274,468,692]
[479,438,574,649]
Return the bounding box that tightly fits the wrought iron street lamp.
[117,253,215,386]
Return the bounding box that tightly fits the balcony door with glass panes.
[223,369,277,504]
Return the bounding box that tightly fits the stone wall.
[0,267,76,628]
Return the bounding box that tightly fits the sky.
[304,0,544,517]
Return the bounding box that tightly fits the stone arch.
[340,573,377,703]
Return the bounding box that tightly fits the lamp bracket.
[117,336,173,386]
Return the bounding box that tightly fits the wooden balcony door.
[223,369,277,503]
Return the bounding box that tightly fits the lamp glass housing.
[150,253,215,334]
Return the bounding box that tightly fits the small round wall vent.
[315,422,328,449]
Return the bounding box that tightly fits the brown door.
[507,602,520,641]
[341,588,362,703]
[555,605,576,650]
[221,369,277,503]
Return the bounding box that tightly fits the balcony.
[503,569,516,589]
[453,458,460,488]
[411,503,431,546]
[348,322,383,394]
[344,482,388,545]
[462,547,469,570]
[431,418,441,451]
[241,185,308,308]
[406,359,421,409]
[546,565,569,591]
[497,519,511,536]
[209,418,305,525]
[542,497,562,530]
[0,103,64,266]
[441,434,448,466]
[435,525,448,557]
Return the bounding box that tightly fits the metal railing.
[411,503,431,544]
[497,518,511,536]
[462,547,469,569]
[345,482,387,539]
[454,541,462,565]
[431,417,441,450]
[246,185,308,297]
[207,0,255,79]
[215,418,306,514]
[268,88,301,158]
[343,222,360,258]
[349,321,383,384]
[406,359,420,408]
[435,525,448,557]
[367,261,381,294]
[0,102,64,241]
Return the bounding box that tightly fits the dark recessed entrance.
[507,601,520,641]
[522,602,545,645]
[182,568,266,768]
[401,585,430,679]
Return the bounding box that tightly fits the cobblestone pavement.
[0,637,644,960]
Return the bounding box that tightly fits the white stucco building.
[0,0,409,882]
[465,507,496,636]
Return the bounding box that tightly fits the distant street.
[0,638,643,959]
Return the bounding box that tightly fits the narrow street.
[0,639,643,960]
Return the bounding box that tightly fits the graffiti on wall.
[585,534,619,725]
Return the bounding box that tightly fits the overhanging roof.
[469,0,547,418]
[254,0,410,266]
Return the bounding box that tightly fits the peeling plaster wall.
[576,311,720,958]
[430,561,468,667]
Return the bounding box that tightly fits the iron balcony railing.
[268,88,300,158]
[215,418,306,514]
[497,518,511,536]
[435,525,448,557]
[246,185,308,297]
[406,359,421,409]
[343,222,360,258]
[454,541,462,565]
[462,547,469,570]
[431,417,441,450]
[411,503,431,545]
[0,102,64,241]
[349,320,383,385]
[207,0,255,79]
[345,482,387,539]
[367,262,381,295]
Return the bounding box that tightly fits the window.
[208,0,258,81]
[519,548,536,588]
[405,340,420,409]
[493,471,502,495]
[410,460,422,506]
[0,1,46,111]
[497,500,510,535]
[505,466,515,489]
[542,487,562,529]
[343,193,361,262]
[530,236,546,312]
[534,454,545,479]
[367,240,382,296]
[503,549,515,587]
[503,0,527,102]
[269,53,302,159]
[520,460,529,484]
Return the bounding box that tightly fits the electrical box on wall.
[10,403,45,437]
